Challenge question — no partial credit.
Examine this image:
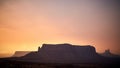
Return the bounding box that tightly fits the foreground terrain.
[0,58,120,68]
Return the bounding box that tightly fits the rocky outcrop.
[20,43,103,63]
[100,49,120,58]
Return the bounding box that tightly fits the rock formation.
[20,43,103,63]
[12,51,32,57]
[101,49,120,58]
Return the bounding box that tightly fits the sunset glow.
[0,0,119,57]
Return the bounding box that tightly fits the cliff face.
[21,44,101,63]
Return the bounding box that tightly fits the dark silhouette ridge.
[16,43,106,63]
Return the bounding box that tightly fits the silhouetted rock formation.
[101,49,120,58]
[12,51,32,57]
[20,43,104,63]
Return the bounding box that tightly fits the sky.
[0,0,119,57]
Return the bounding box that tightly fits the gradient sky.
[0,0,119,57]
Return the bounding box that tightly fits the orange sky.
[0,0,119,57]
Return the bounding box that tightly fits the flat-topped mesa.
[22,43,99,63]
[38,43,96,55]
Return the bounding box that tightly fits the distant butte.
[100,49,120,58]
[12,51,32,57]
[17,43,104,63]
